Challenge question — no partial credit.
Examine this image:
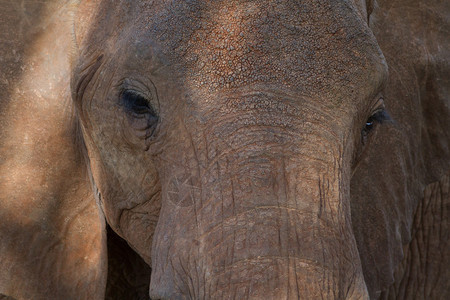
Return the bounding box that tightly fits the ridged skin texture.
[0,0,448,299]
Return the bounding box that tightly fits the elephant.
[0,0,448,299]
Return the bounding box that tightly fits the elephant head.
[2,0,446,299]
[68,0,450,298]
[71,1,393,298]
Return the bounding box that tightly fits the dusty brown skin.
[0,1,106,299]
[1,0,449,299]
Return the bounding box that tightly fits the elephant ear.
[0,1,107,299]
[351,0,450,298]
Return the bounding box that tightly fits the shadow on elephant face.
[68,0,449,299]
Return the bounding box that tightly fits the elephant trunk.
[150,96,368,299]
[205,205,368,299]
[201,162,367,299]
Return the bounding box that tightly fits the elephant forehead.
[137,0,386,100]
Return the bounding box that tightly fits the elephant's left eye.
[361,109,390,144]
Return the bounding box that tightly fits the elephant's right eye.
[120,90,159,135]
[121,90,157,117]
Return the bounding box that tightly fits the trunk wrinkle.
[194,205,315,240]
[209,256,336,279]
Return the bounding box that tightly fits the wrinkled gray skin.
[1,0,449,299]
[71,0,449,298]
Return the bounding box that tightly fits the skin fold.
[0,0,448,299]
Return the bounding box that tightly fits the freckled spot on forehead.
[187,4,265,89]
[138,1,386,104]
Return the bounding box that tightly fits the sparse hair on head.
[68,0,81,67]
